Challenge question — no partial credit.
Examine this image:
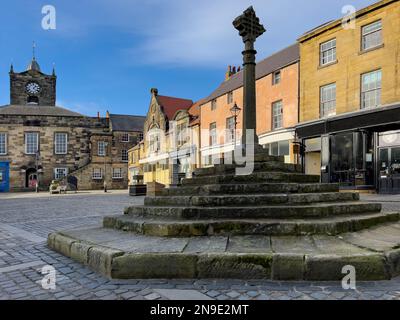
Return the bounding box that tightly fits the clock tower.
[9,55,56,106]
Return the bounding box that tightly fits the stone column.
[233,6,266,151]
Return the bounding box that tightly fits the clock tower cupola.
[10,45,57,106]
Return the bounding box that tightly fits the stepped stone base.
[47,151,400,280]
[48,222,400,280]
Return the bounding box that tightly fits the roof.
[188,99,204,126]
[0,104,84,117]
[156,95,193,121]
[109,114,146,132]
[27,58,41,72]
[203,43,300,104]
[298,0,397,42]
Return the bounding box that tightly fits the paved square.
[0,191,399,300]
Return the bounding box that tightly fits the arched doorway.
[26,168,37,188]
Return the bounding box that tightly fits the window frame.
[211,99,217,111]
[25,132,39,155]
[227,91,233,104]
[361,69,382,109]
[54,132,68,155]
[0,133,7,155]
[361,20,383,51]
[320,38,337,66]
[209,122,217,146]
[226,116,235,143]
[121,149,129,162]
[112,168,123,179]
[54,168,68,180]
[272,100,283,131]
[121,133,130,143]
[272,70,281,85]
[320,83,337,118]
[98,141,107,157]
[92,168,103,180]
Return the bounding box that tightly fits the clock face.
[26,82,41,95]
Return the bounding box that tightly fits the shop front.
[296,104,400,194]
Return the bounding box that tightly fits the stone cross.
[233,6,266,148]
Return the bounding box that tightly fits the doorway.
[378,147,400,194]
[26,168,37,188]
[0,162,9,192]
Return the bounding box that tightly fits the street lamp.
[230,102,242,152]
[104,142,109,193]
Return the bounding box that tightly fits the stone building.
[0,56,145,192]
[296,0,400,193]
[128,89,201,187]
[200,44,300,166]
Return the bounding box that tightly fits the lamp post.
[230,102,242,153]
[104,141,108,193]
[35,150,40,193]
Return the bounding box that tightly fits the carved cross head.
[233,6,266,43]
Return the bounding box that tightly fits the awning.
[296,103,400,139]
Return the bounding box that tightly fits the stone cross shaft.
[233,6,266,148]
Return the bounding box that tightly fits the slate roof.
[156,95,194,121]
[202,43,300,104]
[109,114,146,132]
[0,104,84,117]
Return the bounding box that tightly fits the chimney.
[97,111,100,120]
[106,110,110,126]
[225,66,233,81]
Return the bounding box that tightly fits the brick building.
[0,56,144,192]
[200,44,300,165]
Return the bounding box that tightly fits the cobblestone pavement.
[0,191,399,300]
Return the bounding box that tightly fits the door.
[0,162,10,192]
[378,147,400,194]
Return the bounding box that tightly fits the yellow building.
[128,89,201,188]
[297,0,400,193]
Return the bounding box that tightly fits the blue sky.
[0,0,376,117]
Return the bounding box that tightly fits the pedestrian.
[104,181,107,193]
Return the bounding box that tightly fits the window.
[320,83,336,117]
[25,132,39,154]
[267,140,290,156]
[138,132,144,141]
[211,99,217,111]
[272,101,283,130]
[121,149,128,162]
[362,20,382,51]
[272,70,281,85]
[361,70,382,109]
[0,133,6,155]
[98,141,107,156]
[177,122,189,146]
[54,168,68,180]
[149,133,160,153]
[209,122,217,146]
[92,168,103,180]
[121,133,130,143]
[227,92,233,104]
[226,117,235,143]
[320,39,336,65]
[112,168,123,179]
[55,133,68,154]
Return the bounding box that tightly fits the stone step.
[161,183,340,196]
[124,202,381,219]
[193,162,302,177]
[144,192,360,207]
[182,172,321,186]
[47,223,400,280]
[103,212,400,237]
